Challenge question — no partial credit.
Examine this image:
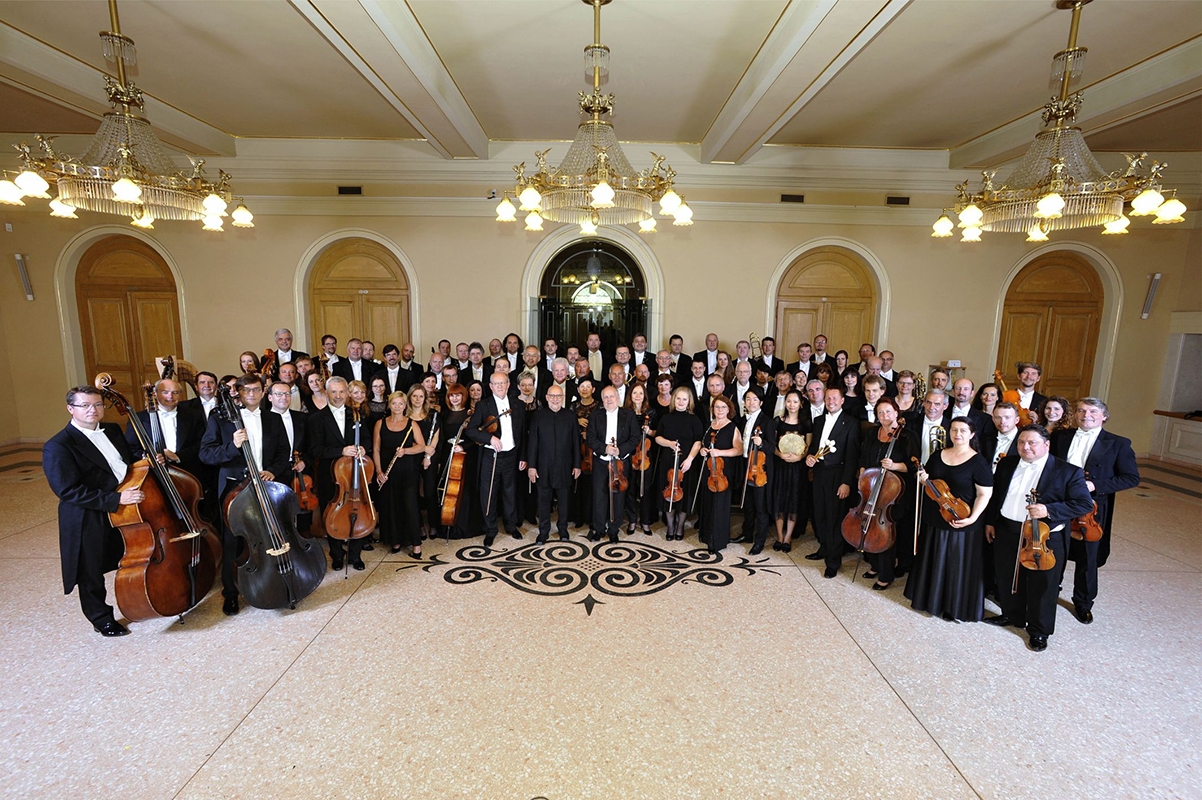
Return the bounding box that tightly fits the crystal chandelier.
[933,0,1185,244]
[495,0,692,235]
[1,0,252,232]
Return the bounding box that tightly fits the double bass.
[216,389,326,609]
[323,408,378,542]
[96,375,220,620]
[842,419,906,554]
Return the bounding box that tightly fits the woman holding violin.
[239,351,262,375]
[771,389,809,552]
[698,394,743,555]
[904,417,994,621]
[373,391,427,556]
[654,386,703,542]
[624,382,658,536]
[856,397,917,590]
[406,384,441,540]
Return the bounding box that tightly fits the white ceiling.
[1,0,1199,189]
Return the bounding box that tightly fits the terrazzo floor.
[0,462,1198,799]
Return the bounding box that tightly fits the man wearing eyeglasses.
[43,387,144,636]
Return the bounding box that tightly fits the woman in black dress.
[624,382,659,535]
[831,350,850,387]
[407,384,441,540]
[841,370,864,419]
[302,371,328,414]
[368,376,389,418]
[572,378,599,536]
[374,391,427,556]
[895,370,921,427]
[652,374,674,417]
[772,389,809,552]
[655,386,703,542]
[441,383,482,540]
[904,417,994,621]
[698,394,743,556]
[856,397,917,590]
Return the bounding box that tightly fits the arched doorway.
[538,241,648,352]
[773,245,877,358]
[308,237,411,354]
[996,251,1103,402]
[76,234,183,416]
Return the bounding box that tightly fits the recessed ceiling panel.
[0,81,99,134]
[1086,96,1202,153]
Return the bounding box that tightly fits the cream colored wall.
[0,205,1195,451]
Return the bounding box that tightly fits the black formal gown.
[772,418,808,520]
[857,425,918,584]
[699,423,737,551]
[440,409,482,539]
[904,451,993,621]
[414,412,441,532]
[377,418,422,549]
[625,407,660,527]
[572,401,598,529]
[654,411,704,513]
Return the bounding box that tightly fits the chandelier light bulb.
[590,180,615,209]
[672,200,693,226]
[14,170,50,198]
[638,217,657,233]
[495,195,516,222]
[1130,188,1164,216]
[957,204,983,228]
[659,189,681,216]
[931,214,954,238]
[112,177,142,203]
[960,225,982,243]
[203,193,227,215]
[580,219,598,235]
[1025,223,1049,242]
[202,214,224,232]
[130,208,155,229]
[1152,197,1186,224]
[0,178,25,206]
[1034,192,1065,219]
[231,202,254,228]
[1101,214,1130,235]
[519,186,542,212]
[524,211,543,231]
[48,197,78,218]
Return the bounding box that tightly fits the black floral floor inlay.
[400,540,782,615]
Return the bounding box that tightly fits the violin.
[632,429,651,471]
[911,456,971,524]
[95,375,220,620]
[608,437,628,493]
[745,426,767,488]
[579,414,593,474]
[1015,489,1056,592]
[993,369,1032,427]
[663,445,684,508]
[705,430,728,493]
[1070,470,1104,542]
[260,348,276,379]
[216,389,326,609]
[291,450,318,512]
[439,417,472,527]
[324,408,378,541]
[842,419,906,554]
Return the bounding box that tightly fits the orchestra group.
[44,327,1140,653]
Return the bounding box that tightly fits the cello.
[323,408,378,542]
[993,369,1032,427]
[216,389,326,609]
[95,375,219,621]
[1014,489,1056,593]
[842,419,906,555]
[439,418,472,528]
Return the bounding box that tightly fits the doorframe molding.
[765,237,892,347]
[53,226,190,390]
[294,228,421,352]
[520,226,665,348]
[991,242,1122,400]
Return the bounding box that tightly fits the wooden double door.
[996,252,1103,402]
[774,246,876,359]
[308,238,411,353]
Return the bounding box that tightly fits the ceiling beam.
[0,22,237,156]
[701,0,911,165]
[951,37,1202,169]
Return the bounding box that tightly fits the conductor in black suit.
[526,384,582,543]
[44,386,143,636]
[200,373,291,615]
[587,385,639,542]
[805,387,862,578]
[124,378,207,480]
[984,426,1093,651]
[1050,398,1140,624]
[467,372,526,548]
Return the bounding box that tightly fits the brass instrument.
[317,352,331,383]
[749,333,762,360]
[914,373,927,401]
[929,424,946,452]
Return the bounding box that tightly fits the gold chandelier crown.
[495,0,692,235]
[934,0,1184,243]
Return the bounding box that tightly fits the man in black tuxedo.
[943,378,991,435]
[850,343,876,375]
[980,403,1021,471]
[378,344,419,394]
[124,378,207,480]
[1051,398,1140,624]
[526,385,582,543]
[267,380,313,533]
[811,334,835,367]
[586,385,639,542]
[467,372,526,547]
[864,357,898,398]
[462,341,494,385]
[667,334,686,374]
[181,371,221,422]
[44,386,144,636]
[684,359,708,406]
[651,350,681,390]
[805,387,861,578]
[697,374,726,425]
[517,345,553,398]
[199,373,291,615]
[302,376,372,572]
[786,342,814,379]
[318,334,342,374]
[733,387,776,555]
[753,336,781,378]
[1015,361,1048,417]
[693,332,720,376]
[269,328,309,380]
[984,425,1093,651]
[539,358,578,406]
[333,338,374,385]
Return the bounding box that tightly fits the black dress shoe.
[1029,634,1048,652]
[730,535,747,544]
[781,542,791,553]
[331,559,344,571]
[361,543,375,552]
[536,533,549,544]
[587,530,601,542]
[559,533,570,541]
[772,541,783,551]
[222,597,240,616]
[871,581,891,591]
[509,530,523,540]
[862,570,878,580]
[823,566,838,579]
[390,545,403,554]
[351,559,366,571]
[1073,605,1094,624]
[482,535,496,548]
[983,614,1013,627]
[94,620,130,636]
[608,532,619,543]
[804,551,823,561]
[749,545,764,555]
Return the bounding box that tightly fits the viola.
[439,417,472,527]
[608,437,628,493]
[1015,489,1056,592]
[1070,469,1104,542]
[745,426,767,488]
[993,369,1032,427]
[96,375,220,620]
[705,430,728,493]
[324,408,378,541]
[291,450,318,512]
[842,419,906,554]
[911,456,971,524]
[632,432,651,471]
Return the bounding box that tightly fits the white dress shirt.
[1001,455,1048,522]
[921,416,945,464]
[742,410,761,456]
[951,403,971,420]
[278,349,293,364]
[705,350,717,374]
[155,408,178,453]
[1018,388,1036,410]
[600,408,619,461]
[200,396,217,420]
[773,395,787,418]
[809,404,824,424]
[274,407,295,451]
[72,421,128,482]
[992,429,1017,472]
[587,350,604,379]
[347,359,368,382]
[240,408,264,470]
[734,382,751,413]
[491,395,515,452]
[1066,427,1101,469]
[817,410,841,450]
